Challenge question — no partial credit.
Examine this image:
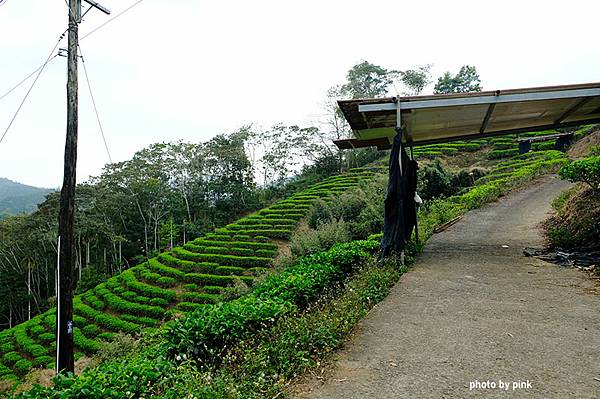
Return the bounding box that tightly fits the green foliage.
[95,284,165,319]
[290,220,351,257]
[183,273,253,287]
[73,328,101,353]
[171,248,272,268]
[306,200,333,229]
[146,258,185,279]
[166,239,378,365]
[545,186,600,249]
[0,341,14,353]
[559,156,600,193]
[340,60,394,99]
[417,159,453,200]
[76,267,108,294]
[120,269,177,301]
[156,277,177,288]
[37,333,55,344]
[488,149,520,159]
[178,292,222,304]
[13,359,32,375]
[433,65,481,94]
[120,314,159,327]
[74,298,140,334]
[82,325,100,338]
[2,352,22,366]
[190,239,277,251]
[5,147,568,396]
[32,356,53,368]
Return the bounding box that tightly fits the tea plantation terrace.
[0,166,385,382]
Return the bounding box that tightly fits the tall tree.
[394,64,433,96]
[340,61,394,99]
[433,65,482,94]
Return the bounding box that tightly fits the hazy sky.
[0,0,599,188]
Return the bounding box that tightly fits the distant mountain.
[0,178,55,218]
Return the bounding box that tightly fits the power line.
[79,44,113,163]
[0,31,67,145]
[0,60,57,103]
[80,0,146,41]
[0,0,146,105]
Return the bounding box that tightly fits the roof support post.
[395,98,403,176]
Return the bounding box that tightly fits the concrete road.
[295,176,600,399]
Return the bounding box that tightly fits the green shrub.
[73,328,100,353]
[417,159,454,200]
[157,276,177,287]
[172,248,272,268]
[203,286,223,295]
[14,326,35,351]
[183,243,255,257]
[178,292,222,304]
[532,141,556,151]
[1,341,14,353]
[559,156,600,194]
[139,268,161,283]
[120,314,159,327]
[150,297,169,307]
[26,344,48,358]
[121,268,177,301]
[147,258,185,278]
[75,298,140,334]
[3,351,22,366]
[176,302,207,312]
[82,293,105,310]
[255,248,276,257]
[166,239,378,365]
[28,324,46,336]
[190,239,277,251]
[97,332,116,341]
[184,273,253,287]
[215,266,245,276]
[95,284,165,319]
[82,324,100,337]
[290,220,351,257]
[38,332,55,343]
[305,199,333,229]
[156,253,197,272]
[13,359,33,375]
[488,149,520,159]
[33,355,53,368]
[182,283,198,291]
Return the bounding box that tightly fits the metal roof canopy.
[335,82,600,150]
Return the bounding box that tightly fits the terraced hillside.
[0,166,385,383]
[412,125,596,160]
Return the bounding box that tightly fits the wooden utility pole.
[55,0,110,375]
[56,0,80,374]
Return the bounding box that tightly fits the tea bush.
[559,155,600,194]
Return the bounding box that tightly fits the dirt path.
[294,176,600,399]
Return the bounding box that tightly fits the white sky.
[0,0,599,188]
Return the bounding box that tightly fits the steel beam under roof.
[335,82,600,149]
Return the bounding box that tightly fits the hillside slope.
[0,166,385,382]
[0,178,53,218]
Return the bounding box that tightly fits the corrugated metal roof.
[336,82,600,149]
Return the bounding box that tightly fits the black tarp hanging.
[380,130,418,258]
